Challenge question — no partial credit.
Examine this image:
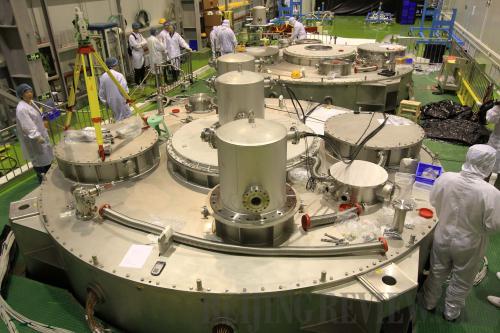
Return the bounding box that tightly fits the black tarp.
[320,0,424,15]
[419,100,491,146]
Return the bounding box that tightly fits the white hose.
[0,231,74,333]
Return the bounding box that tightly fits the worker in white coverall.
[486,104,500,189]
[422,144,500,321]
[288,17,306,41]
[158,21,171,84]
[146,28,166,87]
[164,23,191,84]
[210,25,221,59]
[99,57,132,121]
[216,20,237,55]
[15,83,53,184]
[128,22,148,87]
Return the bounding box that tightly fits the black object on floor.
[420,100,491,145]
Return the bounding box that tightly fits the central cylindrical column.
[216,53,256,75]
[252,6,267,25]
[215,70,264,125]
[216,118,287,213]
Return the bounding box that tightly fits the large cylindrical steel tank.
[216,53,255,75]
[252,6,267,25]
[216,118,287,213]
[283,44,357,66]
[357,43,406,69]
[324,113,425,167]
[215,69,265,125]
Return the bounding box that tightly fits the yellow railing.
[457,72,481,112]
[218,1,250,11]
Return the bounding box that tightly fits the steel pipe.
[99,206,388,257]
[301,206,361,231]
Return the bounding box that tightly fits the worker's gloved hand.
[186,47,192,52]
[35,136,45,144]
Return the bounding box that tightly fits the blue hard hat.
[132,22,141,30]
[16,83,33,98]
[105,57,119,68]
[150,27,157,36]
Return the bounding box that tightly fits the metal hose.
[99,206,388,257]
[310,156,330,181]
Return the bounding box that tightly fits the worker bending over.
[422,144,500,321]
[147,28,166,87]
[486,103,500,189]
[289,17,306,41]
[15,83,53,183]
[129,22,147,88]
[99,57,132,121]
[217,20,237,55]
[164,23,191,83]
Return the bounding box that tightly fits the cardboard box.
[204,11,222,27]
[202,0,219,10]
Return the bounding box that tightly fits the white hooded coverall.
[128,32,147,69]
[164,32,190,69]
[290,19,307,41]
[158,29,170,62]
[210,26,221,57]
[423,144,500,319]
[16,101,53,167]
[99,69,132,121]
[486,104,500,173]
[147,35,166,74]
[216,25,237,55]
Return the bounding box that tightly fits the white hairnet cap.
[222,19,230,26]
[289,17,296,24]
[461,144,497,178]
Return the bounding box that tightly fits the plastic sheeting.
[420,100,491,146]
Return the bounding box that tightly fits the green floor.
[1,16,499,333]
[325,16,427,41]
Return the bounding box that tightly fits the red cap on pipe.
[301,214,311,231]
[378,237,389,253]
[419,208,434,219]
[98,204,111,217]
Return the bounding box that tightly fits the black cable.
[265,105,326,123]
[354,111,375,145]
[302,133,349,164]
[304,102,322,121]
[283,85,306,122]
[347,112,388,165]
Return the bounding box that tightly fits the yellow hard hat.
[159,18,167,25]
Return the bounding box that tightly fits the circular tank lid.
[54,116,158,164]
[244,46,279,58]
[357,43,406,53]
[284,44,356,60]
[216,70,264,86]
[295,38,323,45]
[324,113,425,149]
[216,118,287,146]
[329,160,388,188]
[217,53,255,63]
[169,113,317,171]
